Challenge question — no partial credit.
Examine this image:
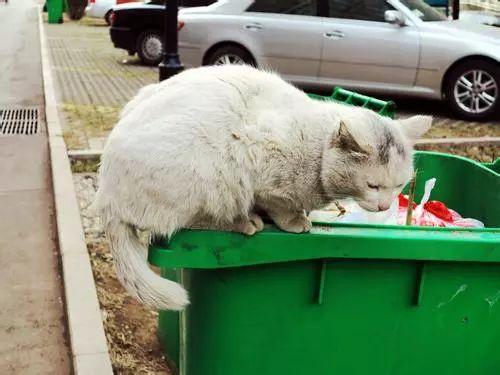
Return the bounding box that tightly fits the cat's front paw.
[232,213,265,236]
[249,213,264,232]
[276,213,312,234]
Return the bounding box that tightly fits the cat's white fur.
[95,65,432,310]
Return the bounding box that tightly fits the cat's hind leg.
[190,212,264,236]
[273,211,311,233]
[231,213,264,235]
[266,206,311,234]
[257,196,311,233]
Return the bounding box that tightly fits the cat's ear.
[399,115,432,141]
[330,120,368,156]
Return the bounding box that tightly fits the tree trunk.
[66,0,86,20]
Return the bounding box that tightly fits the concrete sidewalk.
[46,17,157,150]
[0,0,71,373]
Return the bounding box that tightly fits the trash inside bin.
[312,176,486,228]
[148,89,499,375]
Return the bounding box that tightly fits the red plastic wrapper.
[397,178,484,228]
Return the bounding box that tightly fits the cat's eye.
[367,183,379,190]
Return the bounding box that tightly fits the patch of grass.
[71,159,101,173]
[416,144,498,163]
[55,65,156,79]
[63,103,120,133]
[78,16,108,27]
[63,129,87,150]
[424,121,500,139]
[62,103,120,149]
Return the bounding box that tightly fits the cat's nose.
[378,204,390,211]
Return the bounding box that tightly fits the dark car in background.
[110,0,214,65]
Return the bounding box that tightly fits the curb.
[68,149,104,160]
[416,136,500,147]
[38,8,113,374]
[65,136,500,163]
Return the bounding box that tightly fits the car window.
[398,0,447,21]
[246,0,318,16]
[327,0,394,22]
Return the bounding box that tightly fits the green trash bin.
[46,0,64,24]
[148,90,500,375]
[307,87,397,118]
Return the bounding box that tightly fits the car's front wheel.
[446,60,499,121]
[205,45,255,66]
[104,10,112,26]
[137,30,163,66]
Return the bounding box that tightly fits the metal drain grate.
[0,107,40,135]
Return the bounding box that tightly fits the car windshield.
[398,0,447,21]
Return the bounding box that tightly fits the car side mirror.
[384,10,406,26]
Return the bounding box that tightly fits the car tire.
[104,10,112,26]
[205,45,255,66]
[445,59,499,121]
[137,30,163,66]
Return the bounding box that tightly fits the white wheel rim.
[213,54,245,65]
[142,34,162,61]
[453,69,497,114]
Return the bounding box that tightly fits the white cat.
[95,65,432,311]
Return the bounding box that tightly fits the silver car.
[178,0,500,120]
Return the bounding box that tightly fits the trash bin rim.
[149,151,499,269]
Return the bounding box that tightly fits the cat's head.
[321,110,432,212]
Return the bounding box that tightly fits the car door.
[243,0,324,84]
[319,0,420,91]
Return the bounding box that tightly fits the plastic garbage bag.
[308,198,398,225]
[309,177,484,228]
[336,198,399,225]
[397,178,484,228]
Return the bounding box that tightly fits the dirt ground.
[89,242,172,375]
[415,144,498,162]
[74,174,171,374]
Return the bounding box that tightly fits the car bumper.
[110,27,136,53]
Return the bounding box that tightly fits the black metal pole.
[159,0,184,82]
[452,0,460,20]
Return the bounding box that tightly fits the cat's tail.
[105,219,189,311]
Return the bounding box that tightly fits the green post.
[47,0,64,24]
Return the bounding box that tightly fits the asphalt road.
[0,0,44,106]
[0,0,71,373]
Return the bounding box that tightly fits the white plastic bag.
[335,198,398,225]
[309,198,398,225]
[309,177,484,228]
